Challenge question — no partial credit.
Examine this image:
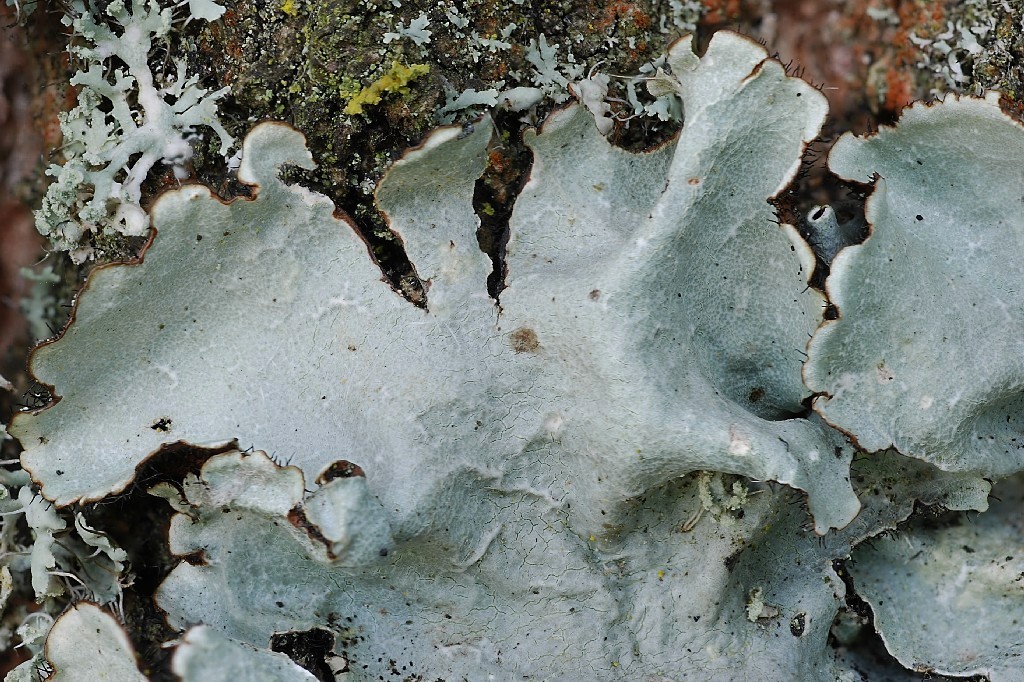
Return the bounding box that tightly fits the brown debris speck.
[509,327,540,354]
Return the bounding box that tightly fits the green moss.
[343,62,430,115]
[337,75,363,100]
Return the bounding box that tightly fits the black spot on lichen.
[790,612,806,636]
[150,417,172,432]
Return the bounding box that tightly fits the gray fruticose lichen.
[37,0,230,259]
[8,28,1024,680]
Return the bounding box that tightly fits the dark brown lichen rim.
[154,448,348,632]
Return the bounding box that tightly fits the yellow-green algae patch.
[344,62,430,115]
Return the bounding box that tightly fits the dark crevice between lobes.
[772,132,870,292]
[472,112,533,302]
[830,515,991,682]
[753,46,871,293]
[76,440,239,682]
[280,163,429,309]
[340,200,429,308]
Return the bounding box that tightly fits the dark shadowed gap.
[832,516,992,682]
[472,111,533,301]
[279,144,430,310]
[771,133,869,291]
[270,628,338,681]
[80,441,239,681]
[336,201,429,308]
[197,137,431,309]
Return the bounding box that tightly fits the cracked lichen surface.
[14,33,855,525]
[14,3,1024,679]
[154,446,985,679]
[11,32,901,678]
[849,473,1024,679]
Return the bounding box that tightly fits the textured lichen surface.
[44,603,145,682]
[806,92,1024,476]
[849,473,1024,679]
[13,33,859,530]
[155,446,985,679]
[11,20,1024,681]
[9,32,885,678]
[171,626,319,681]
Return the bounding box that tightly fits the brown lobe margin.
[808,93,1024,464]
[807,93,1024,426]
[316,459,365,484]
[43,602,144,676]
[998,92,1024,126]
[19,434,240,509]
[180,550,209,566]
[364,113,495,308]
[808,393,890,459]
[147,447,347,562]
[799,171,878,426]
[288,506,340,560]
[8,227,160,425]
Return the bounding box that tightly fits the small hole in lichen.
[150,417,172,432]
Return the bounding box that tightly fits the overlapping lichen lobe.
[287,506,334,555]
